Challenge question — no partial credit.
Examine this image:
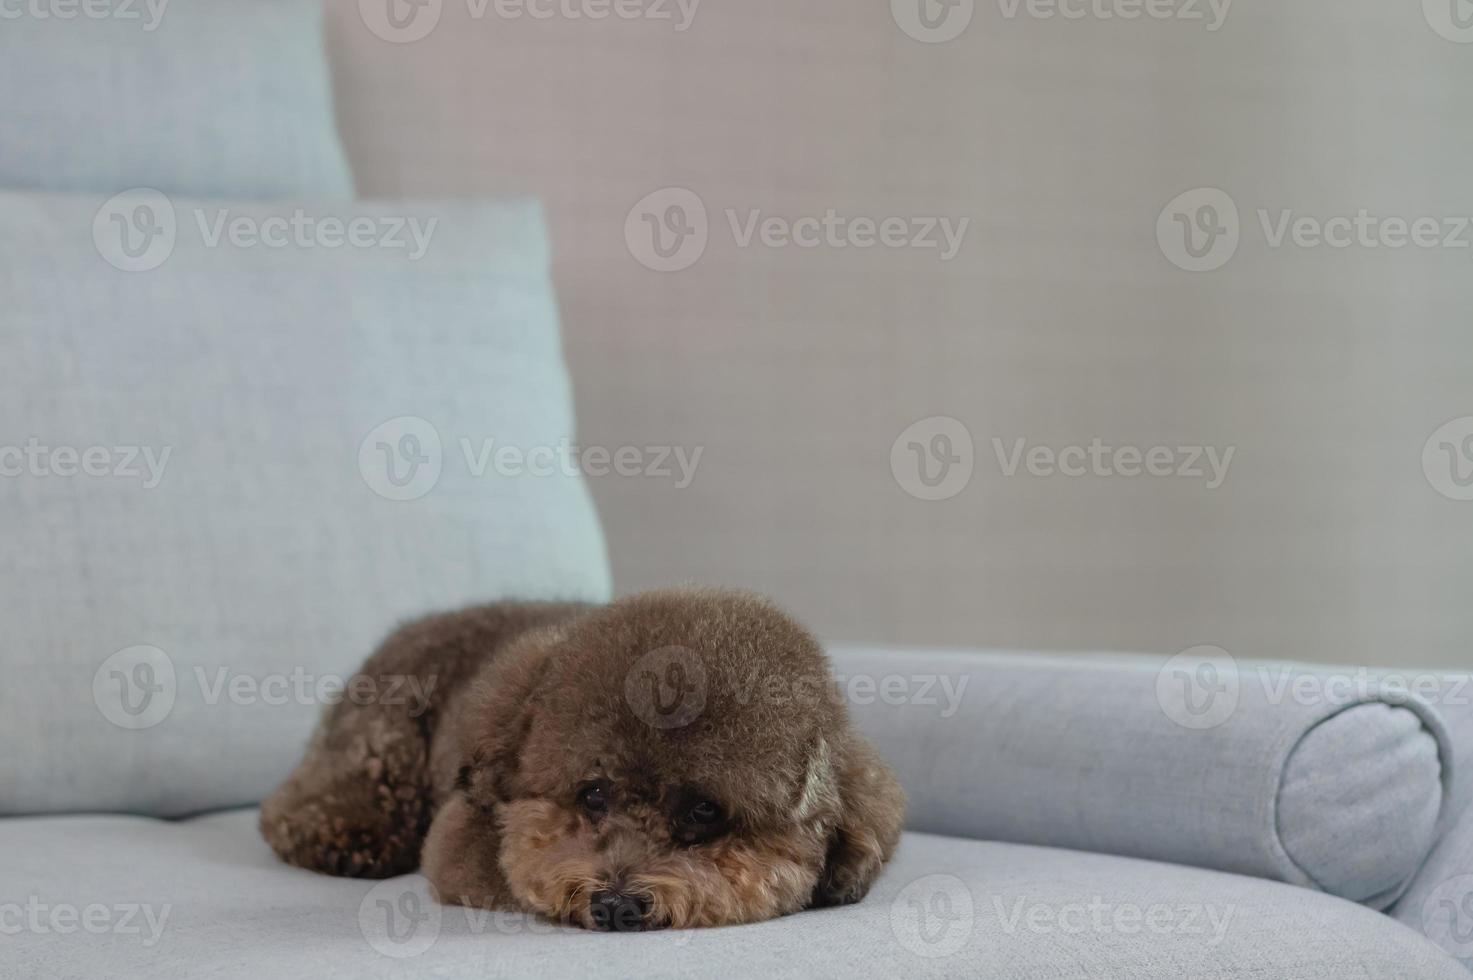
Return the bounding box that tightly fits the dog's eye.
[578,784,609,814]
[669,792,727,845]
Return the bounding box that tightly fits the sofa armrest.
[1396,681,1473,973]
[1398,803,1473,973]
[830,646,1456,911]
[1438,687,1473,821]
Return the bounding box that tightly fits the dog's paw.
[257,778,430,878]
[259,739,432,879]
[808,861,875,908]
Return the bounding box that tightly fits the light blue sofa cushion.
[1,810,1466,980]
[0,0,352,198]
[0,190,610,817]
[831,647,1454,911]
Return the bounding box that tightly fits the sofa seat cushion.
[1,811,1464,980]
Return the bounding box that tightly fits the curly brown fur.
[260,589,905,930]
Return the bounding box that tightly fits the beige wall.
[326,0,1473,668]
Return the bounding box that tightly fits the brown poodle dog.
[260,589,905,931]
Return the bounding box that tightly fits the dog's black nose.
[589,890,649,932]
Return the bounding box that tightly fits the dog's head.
[444,589,904,930]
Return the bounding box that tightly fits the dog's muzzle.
[588,890,651,932]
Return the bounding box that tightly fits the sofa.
[2,3,1470,978]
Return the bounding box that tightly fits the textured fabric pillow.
[0,190,610,816]
[830,647,1455,910]
[0,0,351,198]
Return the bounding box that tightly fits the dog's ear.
[809,737,906,908]
[458,624,565,808]
[423,791,514,910]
